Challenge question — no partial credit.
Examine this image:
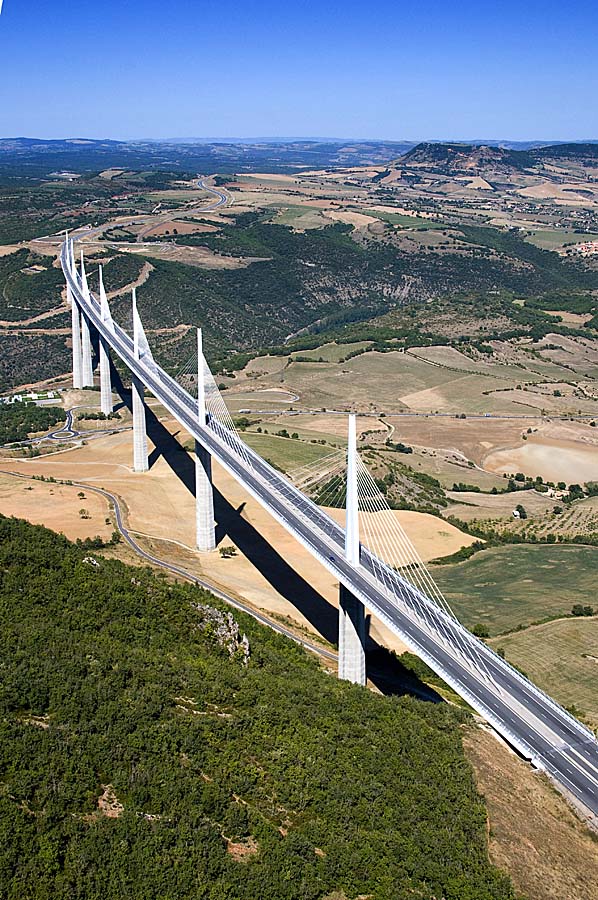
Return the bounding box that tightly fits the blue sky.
[0,0,597,140]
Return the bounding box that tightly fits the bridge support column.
[99,338,113,416]
[195,441,216,551]
[338,413,366,685]
[98,268,113,415]
[338,585,366,684]
[195,328,216,551]
[69,285,83,390]
[80,313,94,387]
[132,375,149,472]
[78,250,94,387]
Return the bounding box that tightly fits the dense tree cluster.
[0,400,64,444]
[0,251,64,321]
[0,516,516,899]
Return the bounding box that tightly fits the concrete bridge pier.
[132,375,149,472]
[78,250,94,387]
[99,338,113,416]
[195,328,216,551]
[69,284,83,390]
[338,585,367,684]
[80,313,94,387]
[195,442,216,551]
[338,413,366,685]
[98,268,113,416]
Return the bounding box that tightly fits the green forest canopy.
[0,401,64,444]
[0,515,517,900]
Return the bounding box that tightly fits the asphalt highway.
[195,178,229,209]
[62,242,598,821]
[33,175,229,246]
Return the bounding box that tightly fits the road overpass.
[61,238,598,822]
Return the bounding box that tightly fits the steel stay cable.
[355,457,474,633]
[287,448,346,488]
[311,473,345,510]
[356,457,457,616]
[305,460,347,504]
[356,474,488,680]
[355,461,495,683]
[355,467,444,640]
[355,465,490,679]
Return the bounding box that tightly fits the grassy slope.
[490,618,598,724]
[241,431,333,470]
[0,516,516,900]
[434,544,598,635]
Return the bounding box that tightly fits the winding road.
[0,467,336,663]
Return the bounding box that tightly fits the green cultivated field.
[407,450,507,492]
[241,431,333,471]
[291,340,372,362]
[410,346,537,382]
[525,230,598,250]
[434,544,598,635]
[490,618,598,724]
[253,419,347,448]
[362,210,445,229]
[273,205,329,229]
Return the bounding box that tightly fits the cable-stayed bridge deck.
[61,241,598,820]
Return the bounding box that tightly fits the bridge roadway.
[62,243,598,819]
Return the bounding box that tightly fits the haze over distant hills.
[0,136,597,183]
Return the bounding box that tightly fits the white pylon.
[345,413,359,565]
[197,327,207,423]
[80,317,94,386]
[132,287,154,364]
[195,327,216,551]
[99,264,115,332]
[79,248,90,298]
[338,412,366,685]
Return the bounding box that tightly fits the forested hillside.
[0,516,517,900]
[131,212,598,369]
[1,203,597,388]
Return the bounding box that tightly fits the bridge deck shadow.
[143,402,341,645]
[113,377,441,702]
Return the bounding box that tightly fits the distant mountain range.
[0,138,415,179]
[2,137,597,149]
[0,137,597,181]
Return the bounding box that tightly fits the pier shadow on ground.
[113,379,442,702]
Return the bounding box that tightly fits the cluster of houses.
[0,390,61,406]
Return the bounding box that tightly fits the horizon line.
[2,135,598,145]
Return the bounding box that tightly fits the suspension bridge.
[61,237,598,820]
